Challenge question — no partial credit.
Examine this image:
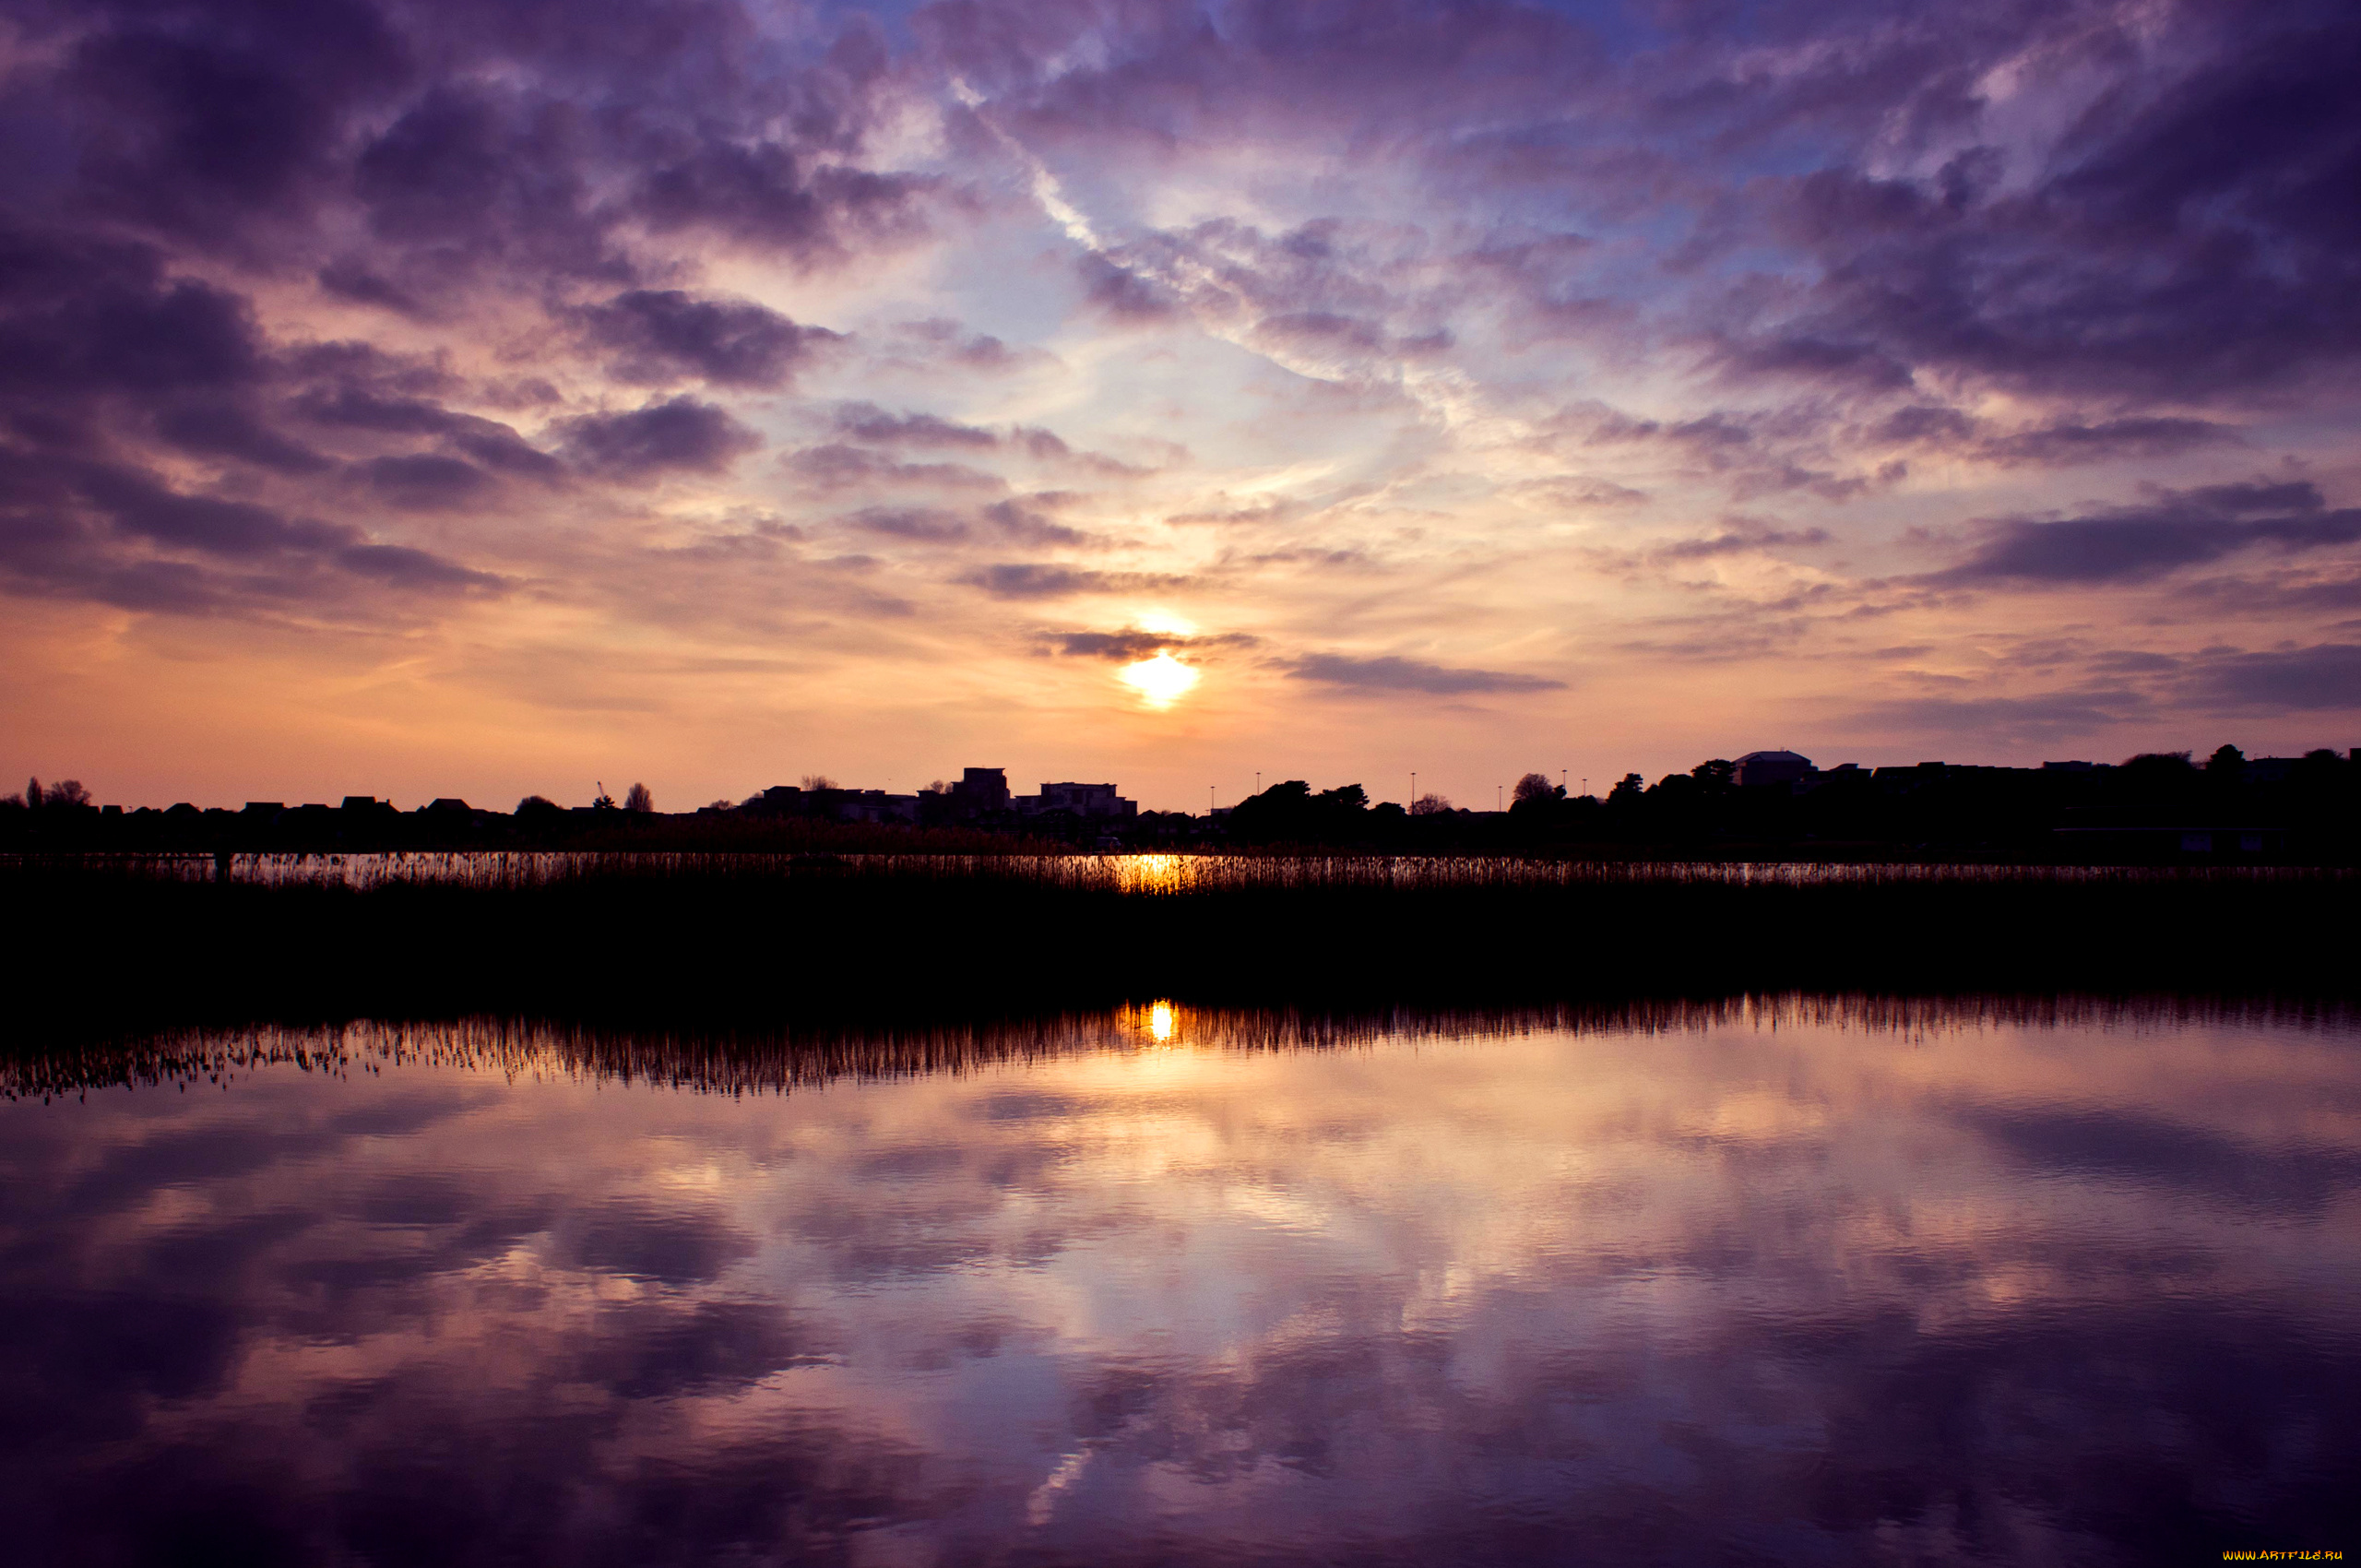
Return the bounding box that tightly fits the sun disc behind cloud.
[1119,650,1201,707]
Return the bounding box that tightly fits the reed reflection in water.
[1,997,2355,1565]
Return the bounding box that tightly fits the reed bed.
[6,848,2355,894]
[10,992,2352,1102]
[4,849,2352,1035]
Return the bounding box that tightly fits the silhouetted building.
[836,790,920,825]
[948,767,1010,815]
[1735,750,1812,788]
[1014,782,1137,819]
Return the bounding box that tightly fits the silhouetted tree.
[2115,752,2200,810]
[801,774,839,791]
[591,782,616,810]
[516,795,562,818]
[25,777,39,808]
[623,782,654,813]
[2207,743,2245,776]
[1512,772,1561,805]
[42,778,89,807]
[1227,780,1371,843]
[1691,758,1735,792]
[1608,773,1644,804]
[1411,791,1453,815]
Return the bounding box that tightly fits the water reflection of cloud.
[0,1000,2354,1562]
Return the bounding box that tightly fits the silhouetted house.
[243,802,286,818]
[425,798,471,814]
[1014,782,1137,819]
[1734,750,1812,788]
[836,790,920,825]
[947,767,1011,816]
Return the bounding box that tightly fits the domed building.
[1734,750,1813,788]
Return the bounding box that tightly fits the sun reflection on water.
[1122,999,1183,1045]
[1117,853,1188,894]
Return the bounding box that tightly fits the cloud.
[581,291,841,388]
[335,543,508,592]
[833,404,999,449]
[1849,687,2159,742]
[982,499,1093,547]
[847,506,968,542]
[1046,628,1259,661]
[1651,523,1831,564]
[2186,644,2361,714]
[362,453,492,511]
[956,564,1192,600]
[786,445,1004,492]
[564,398,760,479]
[1287,654,1563,695]
[1980,418,2243,469]
[1927,483,2361,588]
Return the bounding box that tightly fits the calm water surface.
[3,1000,2355,1565]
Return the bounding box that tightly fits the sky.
[3,0,2357,812]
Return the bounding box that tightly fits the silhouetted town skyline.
[7,742,2356,862]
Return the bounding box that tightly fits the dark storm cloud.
[1928,483,2361,588]
[580,291,840,388]
[1287,654,1563,695]
[563,398,760,479]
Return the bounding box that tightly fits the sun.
[1118,649,1201,707]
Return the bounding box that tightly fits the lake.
[3,997,2355,1564]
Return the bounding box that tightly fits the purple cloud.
[1928,483,2361,588]
[1288,654,1563,695]
[564,398,760,479]
[581,291,841,389]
